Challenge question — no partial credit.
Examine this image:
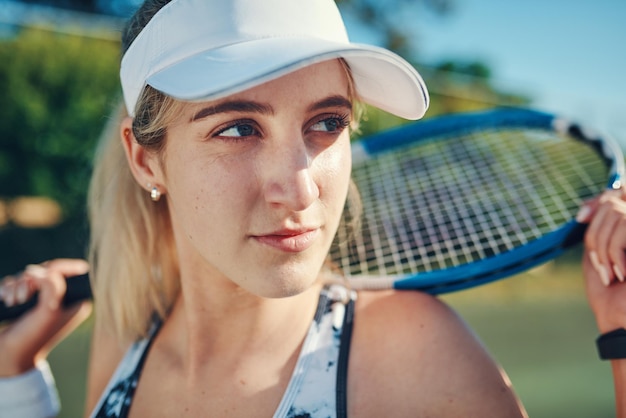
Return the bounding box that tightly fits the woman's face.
[157,60,353,298]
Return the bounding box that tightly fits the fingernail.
[16,281,29,304]
[25,264,47,279]
[0,279,8,304]
[576,205,592,223]
[590,251,611,287]
[4,288,15,307]
[614,265,625,282]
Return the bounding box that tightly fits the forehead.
[182,59,350,112]
[241,59,350,95]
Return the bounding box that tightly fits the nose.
[261,138,320,211]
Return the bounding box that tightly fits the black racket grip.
[0,273,92,322]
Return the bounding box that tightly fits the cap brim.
[146,37,428,120]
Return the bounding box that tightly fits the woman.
[1,0,625,416]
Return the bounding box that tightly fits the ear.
[120,116,167,196]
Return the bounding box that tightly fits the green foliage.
[334,0,529,139]
[353,60,530,140]
[0,27,531,219]
[0,28,120,219]
[337,0,454,57]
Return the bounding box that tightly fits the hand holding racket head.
[1,108,623,321]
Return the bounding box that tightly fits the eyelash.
[211,112,352,141]
[213,119,260,140]
[309,113,351,133]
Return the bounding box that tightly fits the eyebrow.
[191,100,274,121]
[307,95,353,113]
[190,95,352,122]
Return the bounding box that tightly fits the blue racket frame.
[347,108,624,294]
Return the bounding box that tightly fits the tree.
[0,29,120,216]
[0,28,120,273]
[19,0,140,16]
[337,0,454,58]
[332,0,529,137]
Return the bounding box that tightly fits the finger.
[585,192,623,250]
[576,196,602,223]
[576,189,622,223]
[586,193,626,271]
[610,252,626,283]
[607,216,626,283]
[590,203,620,274]
[584,251,604,295]
[0,260,92,375]
[584,201,614,286]
[15,279,31,305]
[18,266,50,303]
[23,260,89,311]
[41,259,89,277]
[588,250,611,287]
[0,275,34,308]
[29,265,66,311]
[0,270,91,372]
[0,276,16,307]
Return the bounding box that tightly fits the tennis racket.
[0,108,623,321]
[331,107,623,294]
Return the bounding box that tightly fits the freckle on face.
[160,60,352,297]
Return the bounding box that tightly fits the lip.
[252,228,320,253]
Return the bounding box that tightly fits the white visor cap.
[120,0,429,120]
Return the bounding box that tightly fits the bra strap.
[336,295,355,418]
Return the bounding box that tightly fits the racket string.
[331,127,609,277]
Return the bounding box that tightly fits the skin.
[579,190,626,416]
[140,65,353,301]
[0,260,91,376]
[1,60,624,416]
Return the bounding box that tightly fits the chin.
[256,270,321,299]
[234,255,328,298]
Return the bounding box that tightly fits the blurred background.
[0,0,623,416]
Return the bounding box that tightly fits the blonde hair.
[88,101,177,343]
[88,0,363,343]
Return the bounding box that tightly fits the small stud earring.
[150,186,161,202]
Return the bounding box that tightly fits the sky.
[345,0,626,146]
[1,0,623,144]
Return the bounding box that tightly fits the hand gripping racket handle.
[0,273,92,322]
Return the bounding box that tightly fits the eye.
[309,114,351,133]
[215,121,259,138]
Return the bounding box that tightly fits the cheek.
[165,151,255,234]
[319,137,352,208]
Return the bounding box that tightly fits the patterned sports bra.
[90,285,356,418]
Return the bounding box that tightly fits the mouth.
[251,228,320,253]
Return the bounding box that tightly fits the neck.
[159,267,323,379]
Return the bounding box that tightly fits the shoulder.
[351,290,473,354]
[353,288,458,333]
[349,290,473,371]
[348,290,526,417]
